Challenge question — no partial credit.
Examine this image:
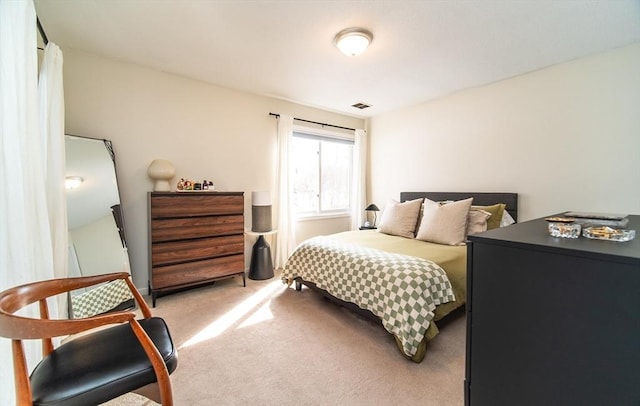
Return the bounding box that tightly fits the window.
[291,131,354,217]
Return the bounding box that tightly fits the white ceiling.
[34,0,640,118]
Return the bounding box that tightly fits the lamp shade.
[365,204,380,212]
[252,191,272,232]
[365,203,380,227]
[251,191,271,206]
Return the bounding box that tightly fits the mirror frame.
[65,134,134,318]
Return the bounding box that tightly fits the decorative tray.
[582,226,636,242]
[544,216,575,223]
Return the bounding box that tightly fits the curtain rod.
[269,112,355,132]
[37,17,49,46]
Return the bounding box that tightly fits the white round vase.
[147,159,175,191]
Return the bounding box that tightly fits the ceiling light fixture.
[65,176,84,190]
[334,27,373,57]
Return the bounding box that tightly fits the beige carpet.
[108,272,465,405]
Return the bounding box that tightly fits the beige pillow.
[377,198,423,238]
[416,198,473,245]
[471,203,505,230]
[467,209,492,236]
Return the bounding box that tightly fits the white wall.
[369,43,640,221]
[69,213,129,277]
[63,49,364,291]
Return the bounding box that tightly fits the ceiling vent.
[351,102,371,110]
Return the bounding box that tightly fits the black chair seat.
[30,317,178,406]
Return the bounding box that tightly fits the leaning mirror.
[66,135,134,318]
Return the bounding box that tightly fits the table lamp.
[365,203,380,227]
[252,191,272,232]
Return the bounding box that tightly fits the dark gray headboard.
[400,192,518,222]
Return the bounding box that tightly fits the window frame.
[291,125,354,220]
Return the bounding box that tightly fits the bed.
[281,192,518,362]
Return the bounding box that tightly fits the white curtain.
[351,129,367,230]
[39,41,67,315]
[1,1,65,404]
[273,115,295,269]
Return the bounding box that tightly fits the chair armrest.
[129,318,174,405]
[122,275,153,319]
[1,308,136,340]
[0,272,151,340]
[0,273,174,406]
[46,272,135,297]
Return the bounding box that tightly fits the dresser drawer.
[151,215,243,242]
[152,254,244,289]
[148,191,246,305]
[152,234,244,266]
[150,194,243,218]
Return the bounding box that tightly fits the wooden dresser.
[148,191,245,306]
[465,215,640,406]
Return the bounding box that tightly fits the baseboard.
[137,285,149,296]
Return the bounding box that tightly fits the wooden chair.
[0,272,178,405]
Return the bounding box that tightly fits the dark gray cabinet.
[465,215,640,406]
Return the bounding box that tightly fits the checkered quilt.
[70,279,134,319]
[282,236,455,358]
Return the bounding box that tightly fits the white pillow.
[377,198,423,238]
[416,198,473,245]
[500,210,516,227]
